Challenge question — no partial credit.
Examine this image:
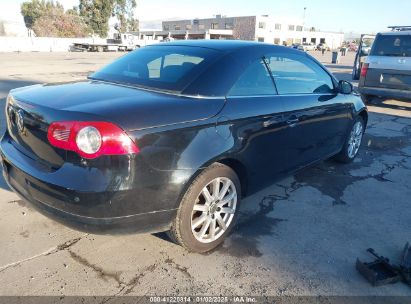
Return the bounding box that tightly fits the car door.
[224,58,297,192]
[265,52,352,170]
[353,34,376,80]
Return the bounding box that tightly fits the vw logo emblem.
[16,110,25,133]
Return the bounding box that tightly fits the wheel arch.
[358,108,368,127]
[176,156,249,209]
[216,158,248,198]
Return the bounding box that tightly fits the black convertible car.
[1,40,367,253]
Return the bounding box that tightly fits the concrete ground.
[0,50,410,298]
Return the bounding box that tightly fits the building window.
[199,24,205,30]
[275,24,281,30]
[186,24,192,30]
[258,22,266,29]
[193,19,199,25]
[211,23,219,29]
[258,37,265,42]
[274,38,281,44]
[296,25,303,31]
[225,23,233,29]
[288,25,295,31]
[163,25,169,31]
[175,25,181,30]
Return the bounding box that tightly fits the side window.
[266,54,335,94]
[147,58,161,79]
[228,59,276,96]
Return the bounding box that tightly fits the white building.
[255,15,344,49]
[139,15,344,49]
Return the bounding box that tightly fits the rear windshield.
[90,45,221,93]
[370,34,411,57]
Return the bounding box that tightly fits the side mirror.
[338,80,353,94]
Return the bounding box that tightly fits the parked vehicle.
[358,28,411,102]
[296,44,305,52]
[348,43,359,52]
[302,42,316,51]
[71,33,141,52]
[352,34,376,80]
[291,43,307,52]
[1,41,367,253]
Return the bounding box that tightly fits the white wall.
[0,37,107,52]
[0,36,160,52]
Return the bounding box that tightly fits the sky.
[1,0,411,34]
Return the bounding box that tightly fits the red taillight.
[47,121,139,159]
[360,63,369,78]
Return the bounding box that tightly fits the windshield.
[370,34,411,57]
[90,45,222,93]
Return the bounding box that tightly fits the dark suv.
[358,29,411,102]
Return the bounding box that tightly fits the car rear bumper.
[358,86,411,100]
[0,133,181,234]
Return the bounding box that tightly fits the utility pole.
[303,7,307,27]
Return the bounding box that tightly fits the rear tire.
[334,116,365,163]
[168,163,241,253]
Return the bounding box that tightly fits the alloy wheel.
[191,177,237,243]
[347,121,364,158]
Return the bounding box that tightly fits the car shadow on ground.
[367,97,411,113]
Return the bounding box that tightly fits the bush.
[32,7,91,37]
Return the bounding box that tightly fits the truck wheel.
[168,163,241,253]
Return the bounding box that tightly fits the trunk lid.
[7,80,225,166]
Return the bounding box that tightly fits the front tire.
[334,116,365,163]
[169,163,241,253]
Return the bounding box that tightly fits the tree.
[21,0,64,30]
[112,0,137,33]
[80,0,138,37]
[32,6,91,37]
[79,0,114,38]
